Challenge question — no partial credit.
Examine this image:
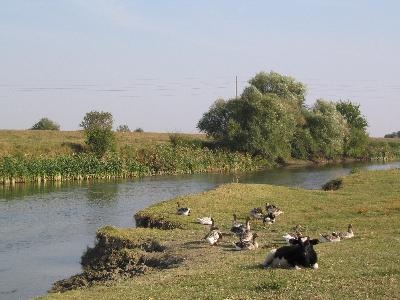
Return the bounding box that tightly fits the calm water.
[0,161,399,300]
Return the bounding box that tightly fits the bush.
[134,128,144,133]
[85,128,116,158]
[30,118,60,130]
[80,111,116,158]
[322,178,343,191]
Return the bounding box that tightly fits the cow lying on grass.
[263,236,319,269]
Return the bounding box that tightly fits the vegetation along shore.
[42,168,400,299]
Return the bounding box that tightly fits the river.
[0,160,399,300]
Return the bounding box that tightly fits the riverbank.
[43,169,400,299]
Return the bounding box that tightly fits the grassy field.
[0,130,206,157]
[1,130,400,159]
[42,169,400,300]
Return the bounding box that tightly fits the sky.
[0,0,399,136]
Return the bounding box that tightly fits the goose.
[176,202,190,216]
[230,215,247,235]
[250,207,263,219]
[319,232,340,243]
[204,218,222,245]
[234,233,259,250]
[197,216,212,225]
[239,227,253,243]
[263,212,276,225]
[336,224,354,239]
[282,233,303,245]
[265,203,284,216]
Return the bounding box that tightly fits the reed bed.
[0,145,262,185]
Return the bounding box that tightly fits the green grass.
[40,169,400,300]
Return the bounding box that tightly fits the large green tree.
[198,85,296,160]
[198,71,370,161]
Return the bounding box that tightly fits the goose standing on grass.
[230,214,246,235]
[239,218,253,242]
[234,233,259,250]
[265,203,284,216]
[176,202,191,216]
[204,218,222,245]
[197,216,212,225]
[319,232,340,243]
[337,224,354,239]
[250,207,263,220]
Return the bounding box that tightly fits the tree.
[79,111,113,131]
[80,111,115,157]
[336,101,368,130]
[198,86,296,160]
[248,71,307,106]
[116,125,130,132]
[30,117,60,130]
[306,100,348,158]
[336,101,369,157]
[134,128,144,133]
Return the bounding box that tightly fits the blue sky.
[1,0,399,136]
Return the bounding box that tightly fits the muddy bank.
[50,226,182,293]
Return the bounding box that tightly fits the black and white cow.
[263,237,319,269]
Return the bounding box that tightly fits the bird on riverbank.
[263,212,276,225]
[265,203,284,216]
[204,218,222,245]
[250,207,263,220]
[234,233,259,250]
[197,216,212,225]
[176,202,190,216]
[230,214,247,235]
[239,221,254,243]
[319,232,341,243]
[336,224,354,239]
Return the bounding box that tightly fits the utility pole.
[235,75,238,99]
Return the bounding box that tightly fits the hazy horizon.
[1,1,399,137]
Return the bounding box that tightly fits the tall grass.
[0,144,262,185]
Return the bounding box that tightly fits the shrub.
[30,118,60,130]
[80,111,116,158]
[322,178,343,191]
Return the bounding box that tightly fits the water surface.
[0,161,399,300]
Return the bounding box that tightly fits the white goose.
[197,216,212,225]
[176,202,190,216]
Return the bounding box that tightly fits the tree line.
[198,71,369,161]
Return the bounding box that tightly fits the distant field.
[0,130,207,157]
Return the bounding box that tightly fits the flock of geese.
[176,201,355,267]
